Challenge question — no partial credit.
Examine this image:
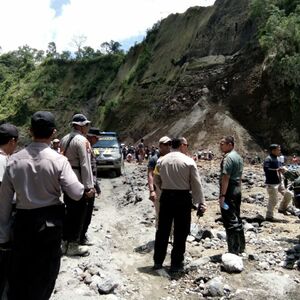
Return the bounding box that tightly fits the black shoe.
[170,263,184,273]
[152,263,163,270]
[278,209,288,215]
[80,236,94,246]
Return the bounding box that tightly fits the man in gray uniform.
[148,136,171,228]
[0,123,19,299]
[60,113,95,255]
[81,127,101,245]
[0,111,85,300]
[153,137,206,273]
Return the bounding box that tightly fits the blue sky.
[50,0,70,16]
[0,0,215,53]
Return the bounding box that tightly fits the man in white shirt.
[0,123,18,299]
[153,137,206,273]
[0,112,86,300]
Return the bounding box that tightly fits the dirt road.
[51,161,300,300]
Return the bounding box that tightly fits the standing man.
[81,127,101,245]
[0,111,85,300]
[219,136,245,254]
[0,123,18,299]
[153,137,206,273]
[137,138,145,164]
[263,144,292,221]
[60,113,95,256]
[51,138,61,153]
[147,136,171,227]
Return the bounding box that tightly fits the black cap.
[87,127,100,137]
[72,114,91,126]
[31,111,56,129]
[0,123,19,139]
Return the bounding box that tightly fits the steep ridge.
[0,0,298,152]
[101,0,298,153]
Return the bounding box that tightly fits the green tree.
[100,40,123,54]
[251,0,300,128]
[60,50,72,61]
[46,42,58,59]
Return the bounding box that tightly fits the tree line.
[251,0,300,129]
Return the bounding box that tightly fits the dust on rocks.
[52,160,300,300]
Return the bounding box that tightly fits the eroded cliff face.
[100,0,299,153]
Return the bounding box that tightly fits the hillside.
[0,0,299,153]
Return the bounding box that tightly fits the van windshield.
[93,138,119,149]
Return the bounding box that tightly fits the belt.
[16,204,64,217]
[162,189,190,194]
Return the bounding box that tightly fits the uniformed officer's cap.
[269,144,280,151]
[31,111,56,129]
[87,127,100,137]
[159,136,171,144]
[0,123,19,139]
[72,114,91,126]
[53,138,60,143]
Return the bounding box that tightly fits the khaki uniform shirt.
[0,142,84,243]
[154,151,204,205]
[61,130,94,189]
[0,150,8,182]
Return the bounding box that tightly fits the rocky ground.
[51,160,300,300]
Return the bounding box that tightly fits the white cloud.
[0,0,215,53]
[0,0,56,51]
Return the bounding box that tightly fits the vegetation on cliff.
[0,41,125,132]
[251,0,300,129]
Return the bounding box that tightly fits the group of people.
[122,141,160,164]
[147,137,300,274]
[0,109,299,299]
[0,112,100,299]
[147,135,245,273]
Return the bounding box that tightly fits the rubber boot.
[238,229,246,253]
[226,230,240,255]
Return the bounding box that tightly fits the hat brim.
[87,133,99,137]
[72,120,91,126]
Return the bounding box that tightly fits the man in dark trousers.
[81,127,101,245]
[60,114,95,256]
[219,136,245,254]
[153,137,206,273]
[263,144,292,221]
[147,136,171,228]
[0,111,86,300]
[0,123,19,299]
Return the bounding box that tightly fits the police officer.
[153,137,206,273]
[0,123,18,299]
[0,111,85,300]
[148,136,171,228]
[219,136,245,254]
[81,127,101,245]
[51,138,61,153]
[60,113,95,256]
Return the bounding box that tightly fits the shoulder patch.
[86,140,91,153]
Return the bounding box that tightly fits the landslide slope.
[0,0,299,153]
[100,0,299,153]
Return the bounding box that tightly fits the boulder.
[221,253,244,273]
